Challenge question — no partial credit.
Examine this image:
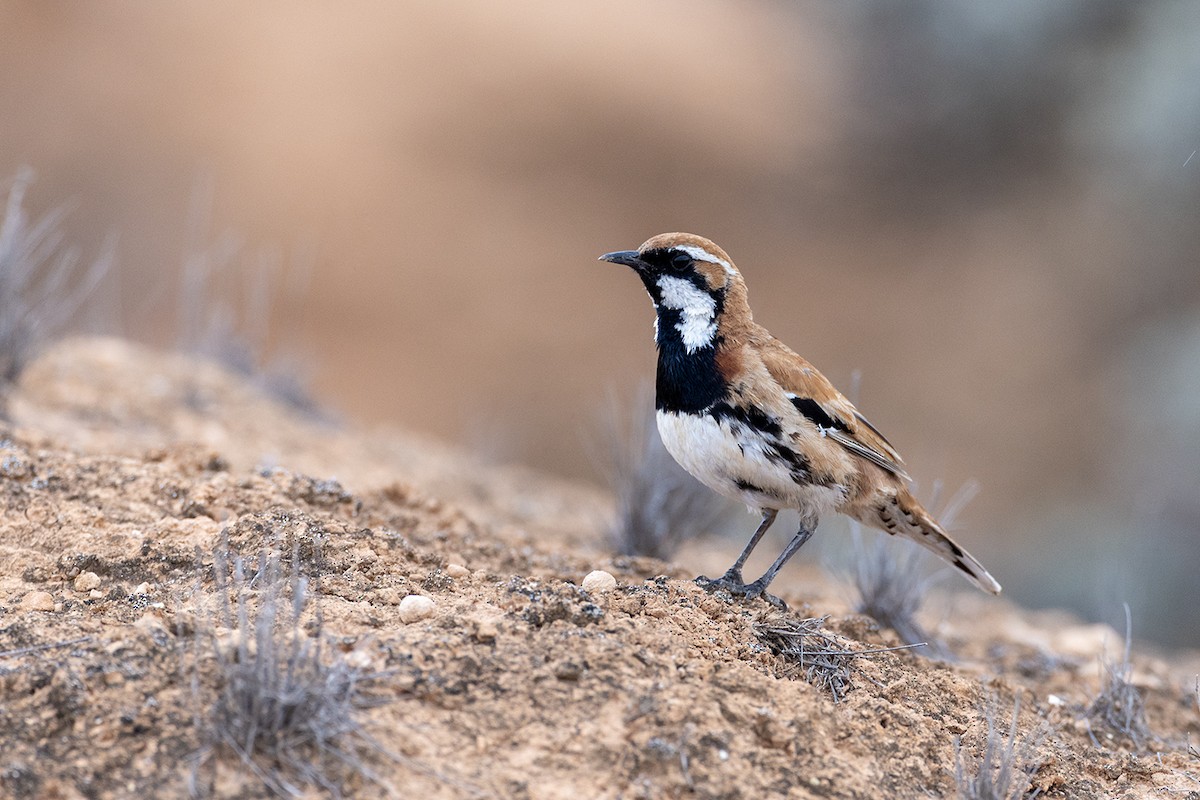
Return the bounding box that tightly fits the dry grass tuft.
[848,525,934,650]
[954,696,1048,800]
[755,616,922,702]
[1191,676,1199,760]
[175,177,324,418]
[847,480,978,658]
[0,169,112,406]
[188,537,392,798]
[1087,604,1151,749]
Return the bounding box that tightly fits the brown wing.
[759,337,909,480]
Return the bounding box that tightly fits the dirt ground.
[1,338,1198,799]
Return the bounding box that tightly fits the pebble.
[375,587,403,605]
[471,616,499,643]
[582,570,617,593]
[19,591,55,612]
[554,661,583,681]
[398,594,435,623]
[74,572,102,592]
[445,563,469,578]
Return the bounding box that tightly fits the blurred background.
[1,1,1197,645]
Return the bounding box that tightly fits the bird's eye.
[670,252,693,271]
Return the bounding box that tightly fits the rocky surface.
[1,338,1197,798]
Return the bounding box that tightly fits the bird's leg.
[695,509,777,593]
[739,523,816,609]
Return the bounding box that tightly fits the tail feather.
[862,490,1001,595]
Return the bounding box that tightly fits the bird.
[600,232,1001,607]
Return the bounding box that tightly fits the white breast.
[655,410,844,521]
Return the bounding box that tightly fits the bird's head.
[600,233,751,352]
[600,232,738,295]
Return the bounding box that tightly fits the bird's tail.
[858,489,1001,595]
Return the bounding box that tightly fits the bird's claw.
[695,573,787,610]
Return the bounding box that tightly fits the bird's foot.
[739,577,788,610]
[695,571,787,610]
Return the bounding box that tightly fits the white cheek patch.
[657,275,716,315]
[656,275,717,352]
[674,244,735,278]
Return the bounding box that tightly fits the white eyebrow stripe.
[675,244,734,276]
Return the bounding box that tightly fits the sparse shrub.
[177,180,324,417]
[755,615,922,702]
[1159,677,1200,794]
[188,537,391,798]
[954,696,1048,800]
[848,524,933,648]
[847,480,978,656]
[1192,676,1199,760]
[1087,604,1151,749]
[597,385,730,559]
[0,170,112,410]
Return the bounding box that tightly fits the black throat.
[651,306,726,415]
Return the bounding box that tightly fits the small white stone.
[581,570,617,593]
[398,594,435,623]
[1047,694,1065,707]
[132,582,152,595]
[74,572,102,592]
[445,563,469,579]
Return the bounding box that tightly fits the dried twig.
[755,616,923,702]
[0,636,92,660]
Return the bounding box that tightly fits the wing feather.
[759,337,909,479]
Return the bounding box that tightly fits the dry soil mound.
[1,338,1197,798]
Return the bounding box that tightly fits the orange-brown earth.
[1,338,1198,799]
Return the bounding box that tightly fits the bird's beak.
[598,250,646,270]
